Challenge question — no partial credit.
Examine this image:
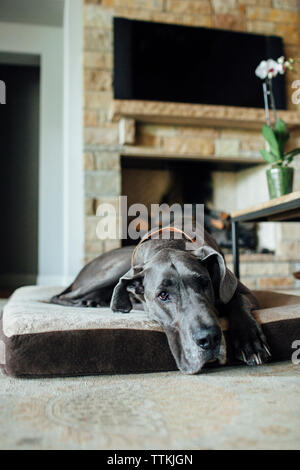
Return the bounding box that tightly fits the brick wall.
[83,0,300,290]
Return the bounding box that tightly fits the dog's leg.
[80,286,115,308]
[51,286,113,307]
[224,292,271,366]
[51,246,134,307]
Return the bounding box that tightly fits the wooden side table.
[231,191,300,279]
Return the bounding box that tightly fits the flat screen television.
[113,17,286,109]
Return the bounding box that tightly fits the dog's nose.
[193,326,221,350]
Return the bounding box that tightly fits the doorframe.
[0,0,84,286]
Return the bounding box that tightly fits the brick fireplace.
[83,0,300,291]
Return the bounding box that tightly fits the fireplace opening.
[121,156,258,252]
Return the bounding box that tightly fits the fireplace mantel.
[121,145,264,168]
[108,99,300,167]
[109,99,300,131]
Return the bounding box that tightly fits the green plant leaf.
[274,118,288,135]
[262,124,281,158]
[283,156,293,166]
[260,149,279,164]
[274,119,290,155]
[284,148,300,158]
[283,148,300,164]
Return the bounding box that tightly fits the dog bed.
[1,286,300,377]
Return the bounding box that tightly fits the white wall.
[62,0,84,284]
[212,171,237,212]
[211,165,278,251]
[235,165,277,251]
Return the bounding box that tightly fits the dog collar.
[131,226,200,268]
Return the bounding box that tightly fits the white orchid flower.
[255,60,268,79]
[256,56,294,80]
[285,58,294,70]
[255,59,279,79]
[277,56,294,74]
[276,62,285,74]
[265,59,279,78]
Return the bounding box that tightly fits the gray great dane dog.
[51,227,271,374]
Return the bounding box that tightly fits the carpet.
[0,361,300,450]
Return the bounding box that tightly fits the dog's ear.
[194,246,237,304]
[110,266,144,313]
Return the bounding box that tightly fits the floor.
[1,295,300,450]
[0,361,300,450]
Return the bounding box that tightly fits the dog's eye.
[158,291,170,301]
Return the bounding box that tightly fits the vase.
[266,167,294,199]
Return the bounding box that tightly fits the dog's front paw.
[229,316,271,366]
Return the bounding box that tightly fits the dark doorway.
[0,61,40,291]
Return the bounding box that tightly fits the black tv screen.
[113,17,286,109]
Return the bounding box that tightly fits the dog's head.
[110,245,237,374]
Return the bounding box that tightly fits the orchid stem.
[262,81,270,126]
[267,78,277,125]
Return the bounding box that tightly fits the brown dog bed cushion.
[1,286,300,378]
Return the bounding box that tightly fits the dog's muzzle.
[192,325,221,351]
